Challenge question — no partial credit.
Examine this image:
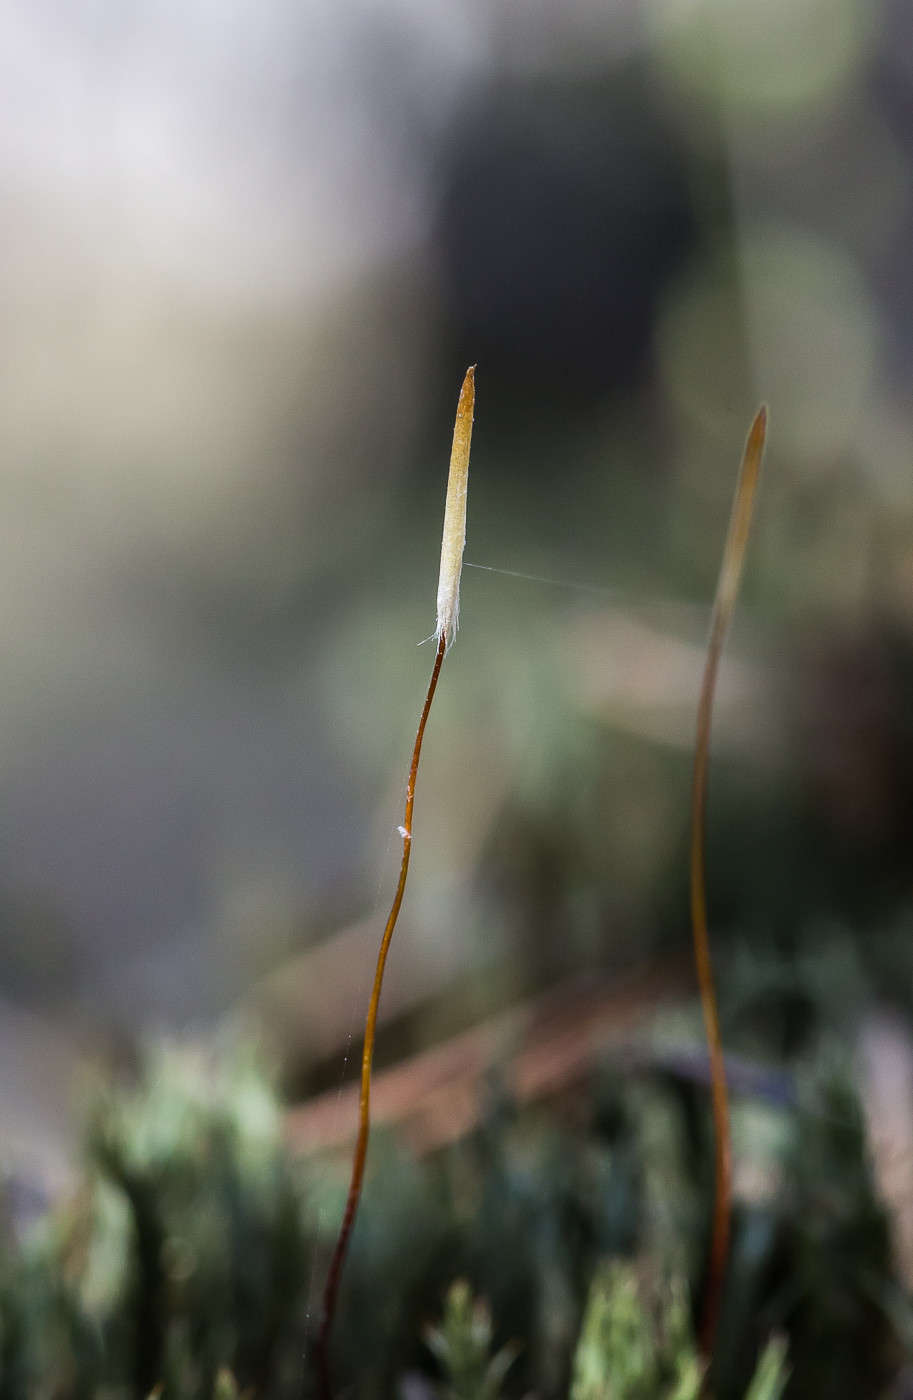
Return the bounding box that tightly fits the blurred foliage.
[426,1265,789,1400]
[424,1280,518,1400]
[0,980,904,1400]
[569,1263,701,1400]
[0,1047,312,1400]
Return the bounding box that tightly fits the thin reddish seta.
[315,368,475,1400]
[692,405,768,1362]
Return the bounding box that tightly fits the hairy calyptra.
[436,367,474,649]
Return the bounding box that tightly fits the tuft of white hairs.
[435,367,474,650]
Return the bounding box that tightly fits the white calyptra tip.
[435,366,474,650]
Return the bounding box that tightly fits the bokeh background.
[1,0,913,1205]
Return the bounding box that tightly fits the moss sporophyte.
[315,367,475,1400]
[691,406,767,1364]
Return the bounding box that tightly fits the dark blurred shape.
[701,624,913,949]
[799,623,913,925]
[0,884,78,1012]
[435,68,695,409]
[647,1046,795,1107]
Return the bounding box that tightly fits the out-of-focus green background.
[1,0,913,1208]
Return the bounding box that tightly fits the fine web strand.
[463,560,712,615]
[463,561,633,599]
